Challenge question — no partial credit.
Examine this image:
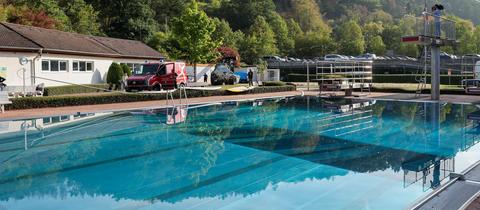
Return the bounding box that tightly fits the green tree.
[369,35,386,55]
[87,0,157,41]
[293,31,334,57]
[382,25,401,51]
[11,0,71,30]
[451,16,476,54]
[474,26,480,53]
[58,0,102,35]
[287,18,303,39]
[268,12,293,55]
[106,62,123,90]
[169,1,220,81]
[239,16,278,64]
[212,0,276,31]
[337,20,365,55]
[363,22,384,53]
[148,31,172,57]
[211,18,241,49]
[120,63,132,76]
[291,0,330,35]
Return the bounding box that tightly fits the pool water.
[1,97,480,210]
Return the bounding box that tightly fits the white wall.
[0,51,159,87]
[186,64,215,83]
[264,69,280,82]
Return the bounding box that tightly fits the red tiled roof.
[0,24,41,50]
[0,22,164,60]
[91,36,162,59]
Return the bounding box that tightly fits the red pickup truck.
[126,62,188,92]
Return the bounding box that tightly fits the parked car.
[324,54,348,61]
[463,54,480,58]
[263,55,286,63]
[234,72,248,83]
[126,62,188,92]
[356,53,377,60]
[211,64,237,85]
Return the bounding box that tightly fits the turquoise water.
[1,97,480,210]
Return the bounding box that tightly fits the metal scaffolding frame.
[314,60,373,96]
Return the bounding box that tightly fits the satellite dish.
[19,57,28,66]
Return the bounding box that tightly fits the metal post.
[22,68,26,96]
[307,62,310,91]
[431,45,440,100]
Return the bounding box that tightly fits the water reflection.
[0,97,480,209]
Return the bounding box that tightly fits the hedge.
[44,84,110,96]
[7,85,296,110]
[263,81,286,86]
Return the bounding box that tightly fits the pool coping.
[408,160,480,210]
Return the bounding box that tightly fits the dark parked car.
[211,64,237,85]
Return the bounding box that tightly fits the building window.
[73,61,94,72]
[41,61,49,71]
[42,60,68,72]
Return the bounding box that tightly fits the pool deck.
[2,90,480,120]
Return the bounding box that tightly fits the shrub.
[7,86,296,110]
[44,84,110,96]
[107,63,123,89]
[263,81,286,86]
[120,63,132,77]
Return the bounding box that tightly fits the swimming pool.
[1,96,480,210]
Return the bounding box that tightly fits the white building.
[0,22,164,87]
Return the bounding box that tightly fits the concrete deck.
[2,91,480,120]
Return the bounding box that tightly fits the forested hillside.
[1,0,480,64]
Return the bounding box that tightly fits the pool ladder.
[165,86,188,108]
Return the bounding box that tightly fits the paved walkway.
[0,91,302,120]
[2,91,480,120]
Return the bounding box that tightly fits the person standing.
[0,76,5,91]
[248,69,254,87]
[432,4,444,38]
[203,72,208,83]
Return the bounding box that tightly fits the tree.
[363,22,384,53]
[287,18,303,40]
[6,6,58,29]
[293,31,335,57]
[147,31,172,57]
[268,12,293,55]
[369,35,386,55]
[169,1,220,81]
[291,0,330,35]
[239,16,278,64]
[211,18,241,49]
[120,63,132,76]
[337,20,365,55]
[150,0,189,31]
[474,26,480,53]
[381,25,402,52]
[87,0,157,42]
[57,0,102,35]
[218,47,241,67]
[107,62,123,90]
[10,0,71,30]
[212,0,276,31]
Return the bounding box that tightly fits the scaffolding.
[314,60,373,96]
